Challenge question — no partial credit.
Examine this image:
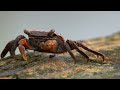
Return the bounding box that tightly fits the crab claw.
[18,38,31,61]
[19,45,28,60]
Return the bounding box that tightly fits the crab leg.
[10,35,26,59]
[1,40,15,59]
[18,38,31,60]
[64,42,76,64]
[77,42,105,61]
[72,41,90,63]
[0,35,26,60]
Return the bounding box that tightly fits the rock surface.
[1,32,120,79]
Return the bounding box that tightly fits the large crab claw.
[18,38,32,60]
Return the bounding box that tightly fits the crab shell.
[23,29,57,50]
[24,29,55,37]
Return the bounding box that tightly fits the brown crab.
[0,29,105,64]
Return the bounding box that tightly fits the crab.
[0,29,105,64]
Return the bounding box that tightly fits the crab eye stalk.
[48,29,56,37]
[50,29,55,33]
[24,30,30,36]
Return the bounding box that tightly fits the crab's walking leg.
[10,35,26,60]
[1,40,14,59]
[72,41,90,63]
[78,42,105,61]
[0,35,26,60]
[18,38,31,60]
[64,42,76,64]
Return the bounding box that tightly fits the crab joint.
[18,38,31,49]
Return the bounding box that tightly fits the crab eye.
[52,34,57,36]
[49,33,56,37]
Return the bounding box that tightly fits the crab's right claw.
[19,45,28,60]
[18,38,31,61]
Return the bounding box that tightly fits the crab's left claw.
[18,38,31,61]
